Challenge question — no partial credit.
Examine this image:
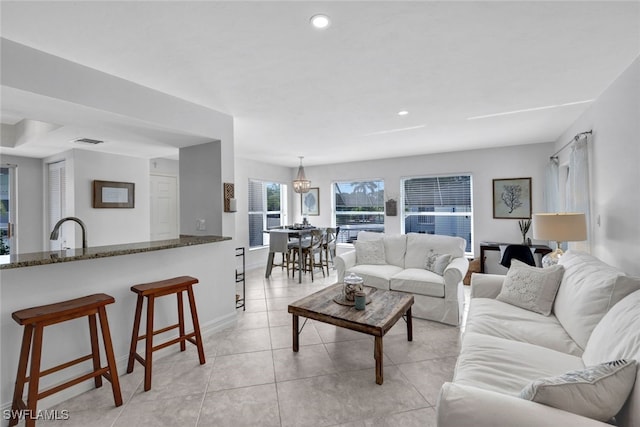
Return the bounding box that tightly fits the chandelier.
[293,156,311,194]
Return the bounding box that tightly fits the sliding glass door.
[0,165,16,255]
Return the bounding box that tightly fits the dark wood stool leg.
[98,306,123,406]
[127,294,144,374]
[88,313,103,388]
[177,291,186,351]
[25,325,44,427]
[144,295,155,391]
[9,325,33,427]
[187,287,206,365]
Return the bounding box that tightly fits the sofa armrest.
[335,250,356,283]
[443,257,469,288]
[470,273,505,299]
[437,383,609,427]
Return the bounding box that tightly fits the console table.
[479,242,552,273]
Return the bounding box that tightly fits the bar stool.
[10,294,122,427]
[126,276,205,391]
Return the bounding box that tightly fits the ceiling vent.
[73,137,104,145]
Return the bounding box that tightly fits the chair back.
[325,228,337,246]
[269,231,290,253]
[309,229,324,249]
[499,244,536,268]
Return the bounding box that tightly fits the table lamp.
[532,213,587,267]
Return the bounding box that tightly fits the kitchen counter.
[0,235,231,269]
[0,234,236,410]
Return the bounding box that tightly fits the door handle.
[7,223,12,239]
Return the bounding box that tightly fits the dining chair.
[291,229,325,281]
[322,227,339,271]
[266,231,293,278]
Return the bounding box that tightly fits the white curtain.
[566,138,590,251]
[544,159,560,213]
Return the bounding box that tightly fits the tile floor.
[32,265,466,427]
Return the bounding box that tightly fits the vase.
[343,273,364,301]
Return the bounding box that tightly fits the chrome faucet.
[50,217,88,249]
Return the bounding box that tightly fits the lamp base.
[542,247,564,267]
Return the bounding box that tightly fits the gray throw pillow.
[355,240,386,265]
[496,259,564,316]
[520,359,637,422]
[425,250,451,275]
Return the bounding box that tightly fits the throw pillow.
[496,259,564,316]
[425,250,451,275]
[519,359,637,422]
[355,240,386,265]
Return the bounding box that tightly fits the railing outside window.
[333,180,385,243]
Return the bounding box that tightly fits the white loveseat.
[335,232,469,326]
[437,251,640,427]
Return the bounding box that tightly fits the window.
[402,175,472,253]
[333,180,384,243]
[248,180,287,248]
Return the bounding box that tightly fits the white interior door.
[48,160,67,250]
[150,174,178,241]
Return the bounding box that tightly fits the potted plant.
[518,219,532,245]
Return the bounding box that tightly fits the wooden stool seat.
[10,294,122,427]
[127,275,205,391]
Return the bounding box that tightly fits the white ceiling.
[1,1,639,167]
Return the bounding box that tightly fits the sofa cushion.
[346,264,403,290]
[355,240,386,265]
[404,233,465,269]
[582,289,640,427]
[554,251,640,350]
[383,234,407,268]
[496,260,564,316]
[583,289,640,365]
[465,298,583,356]
[390,268,445,297]
[425,250,452,275]
[519,359,637,422]
[355,230,384,242]
[454,332,584,396]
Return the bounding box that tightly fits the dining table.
[264,227,317,283]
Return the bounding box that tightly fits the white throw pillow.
[520,359,637,422]
[496,259,564,316]
[425,250,451,275]
[355,240,386,265]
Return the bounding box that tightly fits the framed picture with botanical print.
[493,177,531,219]
[301,187,320,216]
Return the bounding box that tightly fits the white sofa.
[437,251,640,427]
[335,231,469,326]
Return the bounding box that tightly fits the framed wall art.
[93,180,135,208]
[301,187,320,216]
[493,177,531,219]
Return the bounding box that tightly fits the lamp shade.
[293,156,311,193]
[532,213,587,242]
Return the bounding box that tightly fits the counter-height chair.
[292,229,326,282]
[10,294,122,427]
[127,276,205,391]
[322,227,340,271]
[265,230,293,278]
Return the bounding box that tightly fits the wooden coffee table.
[288,283,414,385]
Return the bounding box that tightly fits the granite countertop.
[0,235,231,270]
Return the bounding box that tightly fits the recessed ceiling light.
[398,111,409,116]
[310,14,330,29]
[467,100,593,120]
